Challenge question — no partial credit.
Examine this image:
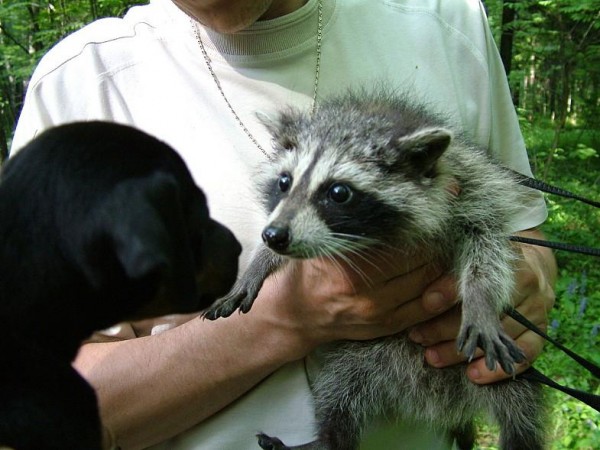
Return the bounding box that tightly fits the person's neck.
[172,0,308,34]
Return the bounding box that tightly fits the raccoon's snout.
[262,225,291,253]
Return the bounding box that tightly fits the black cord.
[509,235,600,257]
[511,170,600,208]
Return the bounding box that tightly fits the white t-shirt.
[12,0,547,448]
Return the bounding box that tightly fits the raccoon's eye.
[281,138,296,151]
[278,173,292,193]
[328,183,353,204]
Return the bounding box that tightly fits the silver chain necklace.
[191,0,323,160]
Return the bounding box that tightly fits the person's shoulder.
[378,0,483,12]
[375,0,485,21]
[345,0,488,35]
[371,0,490,57]
[41,16,138,62]
[29,3,163,87]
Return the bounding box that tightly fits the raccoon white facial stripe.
[307,155,336,194]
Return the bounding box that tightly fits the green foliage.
[537,269,600,449]
[478,114,600,449]
[486,0,600,134]
[0,0,144,160]
[474,116,600,449]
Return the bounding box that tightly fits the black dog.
[0,122,241,450]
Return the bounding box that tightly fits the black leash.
[506,172,600,411]
[509,171,600,257]
[507,309,600,379]
[511,170,600,209]
[520,367,600,412]
[508,235,600,257]
[508,308,600,413]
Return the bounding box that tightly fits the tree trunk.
[26,4,44,53]
[543,60,573,180]
[0,120,8,164]
[89,0,99,21]
[500,0,518,105]
[500,0,516,77]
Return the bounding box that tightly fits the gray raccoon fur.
[204,88,546,450]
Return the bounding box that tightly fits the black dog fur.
[0,122,241,449]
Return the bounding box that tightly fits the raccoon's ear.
[393,127,452,175]
[256,111,277,134]
[257,110,299,152]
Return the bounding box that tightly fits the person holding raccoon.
[11,0,557,449]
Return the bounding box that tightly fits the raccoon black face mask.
[204,88,546,450]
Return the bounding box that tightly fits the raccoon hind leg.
[451,422,475,450]
[256,434,328,450]
[490,380,546,450]
[257,411,360,450]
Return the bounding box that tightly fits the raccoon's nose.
[262,225,291,252]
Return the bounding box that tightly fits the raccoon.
[203,88,546,450]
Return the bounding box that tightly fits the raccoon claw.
[202,291,248,320]
[202,305,228,320]
[239,296,257,314]
[257,433,289,450]
[494,333,526,375]
[457,325,525,374]
[456,325,478,362]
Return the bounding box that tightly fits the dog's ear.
[79,172,201,314]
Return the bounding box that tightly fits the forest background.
[0,0,598,448]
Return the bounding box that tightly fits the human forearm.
[74,291,308,450]
[75,249,448,449]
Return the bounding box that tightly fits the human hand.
[408,229,557,384]
[253,248,454,360]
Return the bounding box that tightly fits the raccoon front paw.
[257,433,290,450]
[202,290,249,320]
[457,324,526,375]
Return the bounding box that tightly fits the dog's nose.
[262,225,291,252]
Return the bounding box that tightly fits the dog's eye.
[278,173,292,193]
[328,183,353,204]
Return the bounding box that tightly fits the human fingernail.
[424,292,446,312]
[409,329,423,343]
[425,348,441,366]
[468,366,481,380]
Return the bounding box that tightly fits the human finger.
[335,263,441,338]
[421,274,459,314]
[465,297,549,384]
[373,269,458,333]
[421,324,543,380]
[421,303,547,378]
[466,328,543,384]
